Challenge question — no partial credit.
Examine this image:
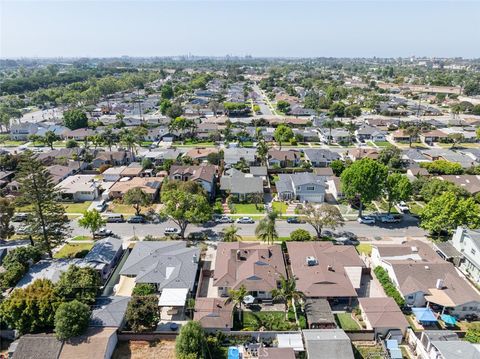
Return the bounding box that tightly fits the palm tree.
[323,120,336,145]
[405,126,420,148]
[120,132,137,158]
[225,285,248,322]
[222,225,242,242]
[256,140,269,166]
[345,121,356,146]
[255,211,278,245]
[101,128,116,151]
[271,275,305,321]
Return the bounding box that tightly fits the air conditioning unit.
[306,256,318,266]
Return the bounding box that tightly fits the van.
[103,213,125,223]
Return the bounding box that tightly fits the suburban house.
[90,296,131,329]
[194,298,234,332]
[355,125,386,142]
[47,163,80,185]
[268,149,301,168]
[119,241,200,299]
[120,162,144,178]
[422,149,475,168]
[92,151,129,169]
[16,258,84,288]
[138,148,181,165]
[168,165,217,198]
[408,330,480,359]
[319,128,351,144]
[304,149,340,167]
[56,175,99,202]
[358,297,409,339]
[213,242,287,299]
[451,227,480,285]
[63,128,96,141]
[391,129,412,143]
[326,176,344,201]
[371,240,480,318]
[102,166,127,182]
[303,329,355,359]
[83,237,124,281]
[276,172,326,202]
[293,128,319,141]
[109,177,162,200]
[249,166,268,186]
[287,242,365,302]
[436,175,480,195]
[223,147,257,167]
[185,147,219,162]
[220,168,264,202]
[58,327,118,359]
[420,129,448,144]
[9,122,38,140]
[346,148,380,161]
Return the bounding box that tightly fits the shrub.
[132,283,156,296]
[290,228,311,241]
[373,267,405,307]
[54,300,91,340]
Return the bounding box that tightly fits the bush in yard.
[290,228,311,241]
[125,295,159,332]
[132,283,156,296]
[373,267,405,307]
[54,300,91,340]
[175,320,206,359]
[465,323,480,343]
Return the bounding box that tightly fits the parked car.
[397,201,410,213]
[90,200,107,212]
[15,225,29,235]
[11,213,29,222]
[164,227,181,236]
[236,216,254,224]
[334,237,360,246]
[286,217,304,224]
[357,216,376,224]
[215,216,234,224]
[94,227,113,237]
[103,213,125,223]
[127,215,146,223]
[336,231,358,241]
[321,229,336,238]
[379,214,397,223]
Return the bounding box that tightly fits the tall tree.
[225,285,248,322]
[271,275,304,320]
[256,139,269,166]
[44,130,59,150]
[63,109,88,130]
[274,125,294,149]
[16,151,70,257]
[125,295,160,332]
[222,225,242,242]
[384,174,412,213]
[341,158,388,217]
[175,321,206,359]
[378,145,403,169]
[322,120,336,145]
[124,187,151,216]
[55,265,101,304]
[255,211,278,244]
[405,126,420,147]
[78,209,106,239]
[101,128,117,151]
[301,203,344,239]
[0,198,15,239]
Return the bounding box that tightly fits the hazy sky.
[1,0,479,58]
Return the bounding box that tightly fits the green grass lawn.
[71,235,92,241]
[54,243,93,259]
[63,202,92,213]
[237,311,294,331]
[272,202,288,214]
[374,141,391,147]
[408,201,424,216]
[233,203,265,214]
[355,243,372,256]
[108,203,154,215]
[0,140,26,147]
[335,313,360,330]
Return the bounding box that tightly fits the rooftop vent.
[306,256,318,266]
[424,265,430,270]
[411,246,418,253]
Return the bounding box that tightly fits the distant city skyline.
[1,0,480,59]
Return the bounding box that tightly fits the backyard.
[113,340,175,359]
[335,312,361,330]
[235,310,301,331]
[54,243,93,259]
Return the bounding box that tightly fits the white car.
[236,216,254,224]
[164,227,180,235]
[380,214,397,223]
[215,216,234,223]
[397,201,410,212]
[357,216,376,224]
[94,227,113,237]
[90,200,107,212]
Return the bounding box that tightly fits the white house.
[276,173,326,202]
[56,175,100,202]
[451,227,480,285]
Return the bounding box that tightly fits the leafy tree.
[161,84,174,99]
[289,228,311,241]
[207,151,223,165]
[420,191,480,236]
[65,139,78,148]
[276,100,291,114]
[328,101,346,118]
[448,133,464,149]
[0,197,15,239]
[16,151,70,257]
[225,285,248,322]
[78,209,106,239]
[384,174,412,213]
[420,178,469,203]
[345,104,361,118]
[301,203,344,239]
[0,261,27,289]
[166,103,184,119]
[63,109,88,130]
[271,275,305,320]
[420,160,463,175]
[255,211,278,244]
[378,145,403,169]
[341,158,388,216]
[465,323,480,343]
[2,246,42,268]
[101,128,117,151]
[405,126,420,147]
[159,99,172,115]
[256,140,269,166]
[54,300,91,340]
[125,295,159,332]
[55,265,101,304]
[222,225,242,242]
[330,159,346,177]
[274,125,294,149]
[175,321,206,359]
[0,279,60,334]
[124,187,151,216]
[132,283,156,296]
[160,188,212,238]
[43,130,59,150]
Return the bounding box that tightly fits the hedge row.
[373,266,405,307]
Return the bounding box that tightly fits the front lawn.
[374,141,392,147]
[0,140,26,147]
[71,235,91,241]
[108,203,154,215]
[272,202,287,214]
[233,203,265,214]
[54,243,93,259]
[355,243,372,256]
[63,201,92,213]
[335,313,360,330]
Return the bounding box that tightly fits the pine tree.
[16,151,70,257]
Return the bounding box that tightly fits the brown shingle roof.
[59,327,117,359]
[169,165,216,183]
[358,297,408,330]
[268,149,300,161]
[213,242,287,292]
[194,298,233,330]
[185,147,219,159]
[287,242,364,298]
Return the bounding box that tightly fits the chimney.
[436,278,445,289]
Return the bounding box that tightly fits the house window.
[471,248,476,255]
[306,186,315,191]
